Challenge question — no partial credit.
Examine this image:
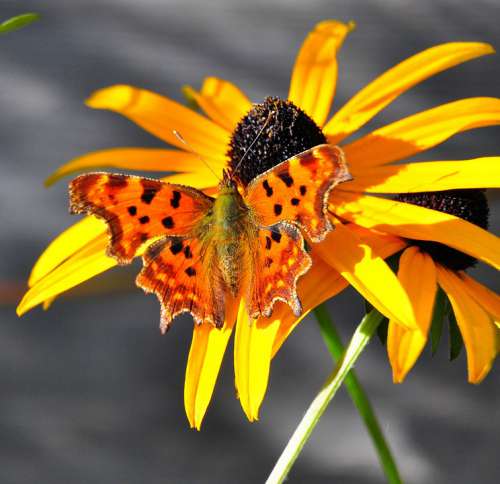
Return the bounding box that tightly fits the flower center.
[396,190,489,270]
[227,97,326,186]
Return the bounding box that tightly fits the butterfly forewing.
[245,144,351,242]
[69,173,214,263]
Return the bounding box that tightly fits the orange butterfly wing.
[69,173,214,263]
[245,144,351,242]
[136,236,225,331]
[247,223,312,319]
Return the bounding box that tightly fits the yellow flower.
[17,20,500,428]
[383,190,499,384]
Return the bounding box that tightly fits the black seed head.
[396,189,489,270]
[227,97,326,186]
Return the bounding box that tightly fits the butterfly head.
[218,169,240,194]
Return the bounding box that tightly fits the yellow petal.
[183,77,252,132]
[387,247,437,383]
[28,217,106,287]
[341,97,500,169]
[347,157,500,194]
[437,266,497,383]
[157,169,219,189]
[17,233,115,316]
[86,85,230,163]
[324,42,495,143]
[315,223,417,329]
[45,148,210,187]
[288,20,354,126]
[332,192,500,270]
[459,272,500,322]
[234,303,281,421]
[184,296,238,430]
[271,227,406,356]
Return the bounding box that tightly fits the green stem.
[266,309,387,484]
[314,304,402,484]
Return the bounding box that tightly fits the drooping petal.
[184,296,238,430]
[347,157,500,194]
[45,148,211,187]
[436,266,497,383]
[387,247,437,383]
[341,98,500,169]
[183,77,252,132]
[288,20,354,126]
[271,228,405,357]
[17,233,115,316]
[459,272,500,324]
[324,42,495,143]
[331,192,500,270]
[234,303,281,421]
[27,217,107,288]
[86,85,230,163]
[315,223,417,329]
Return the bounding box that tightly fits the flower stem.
[314,304,402,484]
[266,308,387,484]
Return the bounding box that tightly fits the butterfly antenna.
[231,110,275,178]
[173,130,222,182]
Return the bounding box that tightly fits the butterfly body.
[69,144,352,331]
[195,175,252,298]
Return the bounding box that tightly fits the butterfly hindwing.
[69,173,214,263]
[245,144,351,242]
[136,236,226,331]
[248,223,312,319]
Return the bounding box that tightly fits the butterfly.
[69,144,352,332]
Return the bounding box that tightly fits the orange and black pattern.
[69,173,214,263]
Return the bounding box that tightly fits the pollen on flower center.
[227,97,326,186]
[396,189,490,271]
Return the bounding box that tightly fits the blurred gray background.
[1,1,499,483]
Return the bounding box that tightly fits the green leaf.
[0,13,40,35]
[448,311,464,361]
[430,287,447,355]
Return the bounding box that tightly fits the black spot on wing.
[170,240,183,255]
[274,204,283,216]
[185,267,196,277]
[291,198,300,206]
[271,231,282,243]
[170,190,182,208]
[263,180,273,197]
[265,236,272,250]
[184,245,193,259]
[300,185,307,196]
[278,171,294,187]
[265,257,273,268]
[141,188,158,204]
[139,216,150,224]
[128,206,137,216]
[162,216,174,229]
